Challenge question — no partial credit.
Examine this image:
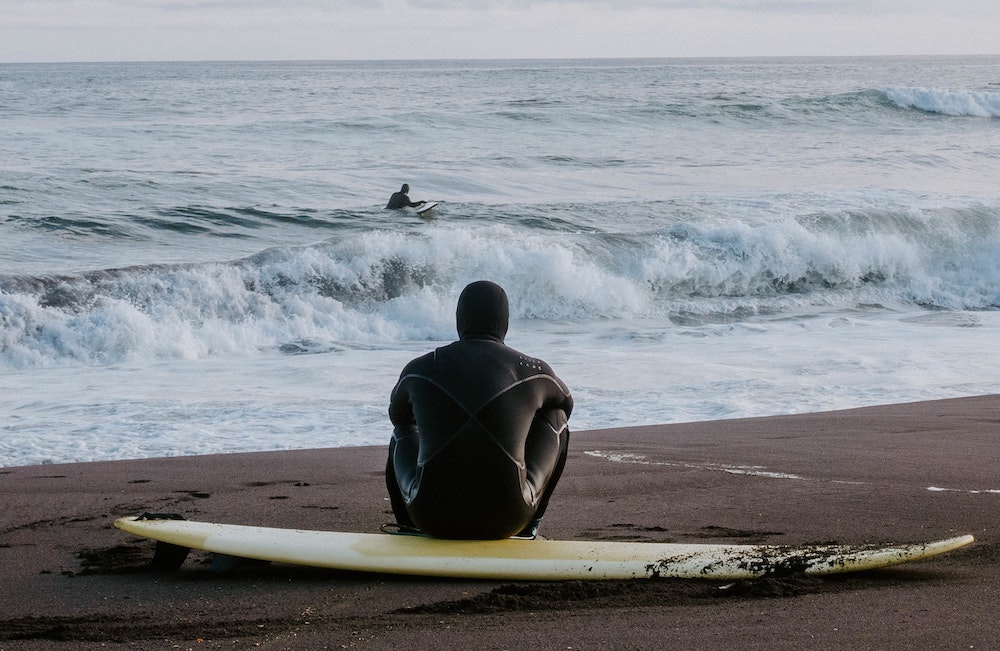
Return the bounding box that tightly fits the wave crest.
[2,207,999,368]
[882,87,1000,118]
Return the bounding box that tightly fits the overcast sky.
[3,0,998,63]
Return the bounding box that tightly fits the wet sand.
[2,395,997,649]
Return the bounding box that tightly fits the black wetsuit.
[386,185,421,209]
[386,281,573,539]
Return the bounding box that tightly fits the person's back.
[386,281,573,539]
[386,183,421,209]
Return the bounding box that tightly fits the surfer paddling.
[385,183,426,209]
[386,280,574,540]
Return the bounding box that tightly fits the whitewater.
[2,56,999,467]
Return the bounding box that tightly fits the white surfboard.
[415,201,439,215]
[114,516,974,581]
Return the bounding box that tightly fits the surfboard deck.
[114,515,974,581]
[415,201,439,215]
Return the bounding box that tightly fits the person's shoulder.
[493,342,551,373]
[516,353,554,374]
[398,349,438,375]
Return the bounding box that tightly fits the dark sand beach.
[2,395,997,650]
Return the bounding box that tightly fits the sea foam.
[883,87,1000,118]
[3,202,999,370]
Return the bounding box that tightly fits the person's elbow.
[559,392,574,419]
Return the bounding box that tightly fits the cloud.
[1,0,997,62]
[403,0,890,11]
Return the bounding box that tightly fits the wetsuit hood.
[456,281,509,343]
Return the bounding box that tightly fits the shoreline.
[7,388,999,471]
[2,395,997,649]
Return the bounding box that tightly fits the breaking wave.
[882,87,1000,118]
[2,203,998,368]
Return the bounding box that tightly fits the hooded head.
[456,280,509,343]
[400,183,410,193]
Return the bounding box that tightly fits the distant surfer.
[386,280,574,540]
[385,183,425,209]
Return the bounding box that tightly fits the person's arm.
[542,363,574,419]
[558,390,574,419]
[389,376,415,427]
[388,196,425,209]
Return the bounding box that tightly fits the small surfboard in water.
[415,201,439,216]
[114,515,974,580]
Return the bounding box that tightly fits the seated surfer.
[385,183,425,209]
[386,280,574,540]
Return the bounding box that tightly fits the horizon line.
[5,52,999,66]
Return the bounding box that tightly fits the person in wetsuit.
[386,280,574,540]
[385,183,425,209]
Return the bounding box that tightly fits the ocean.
[2,56,999,467]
